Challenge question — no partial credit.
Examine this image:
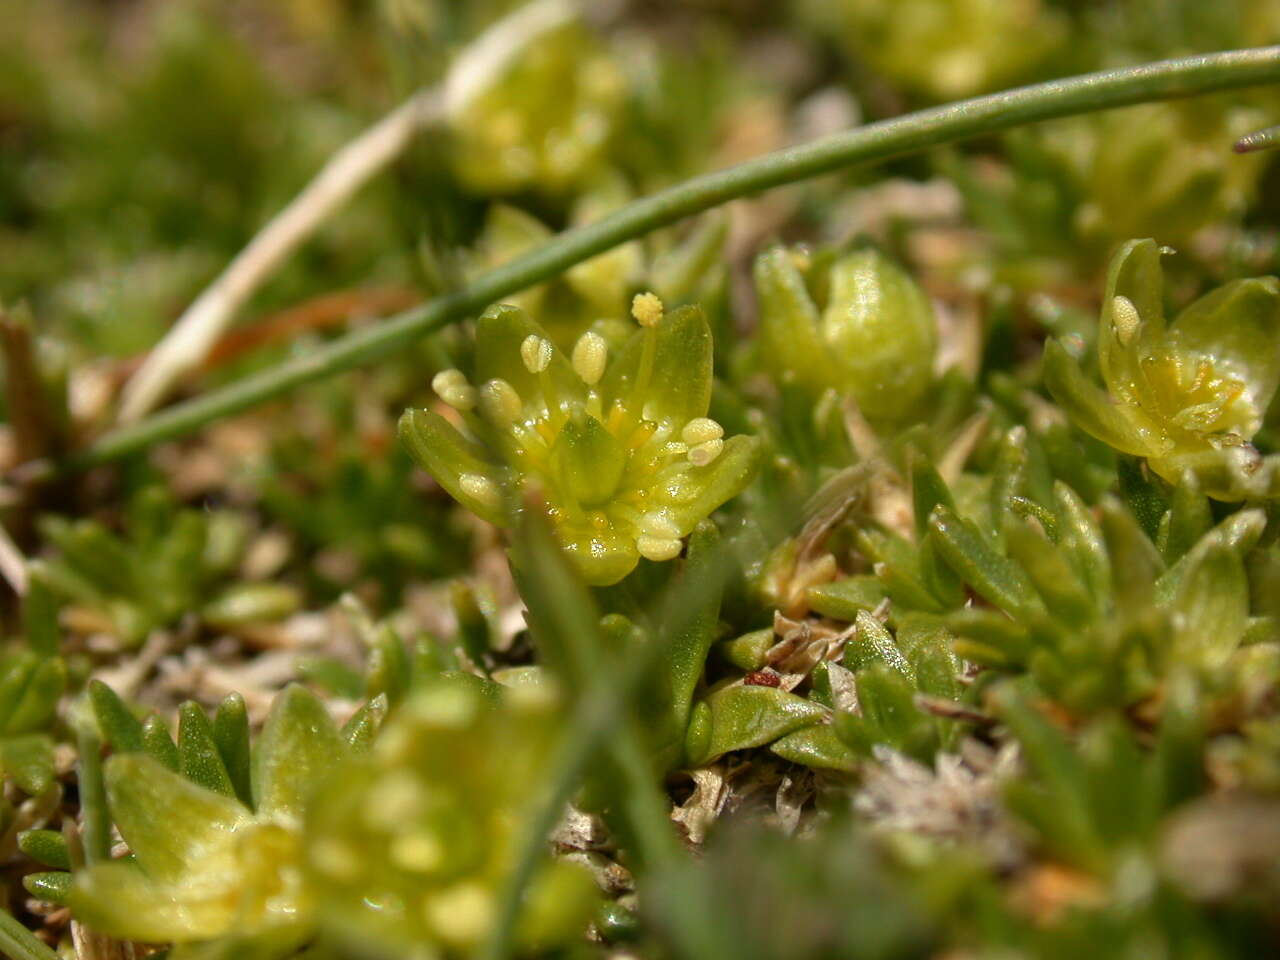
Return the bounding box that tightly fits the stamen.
[681,417,723,445]
[688,438,724,466]
[1111,295,1141,346]
[637,535,682,561]
[631,291,664,328]
[479,378,523,426]
[520,335,553,374]
[639,511,680,539]
[459,473,502,510]
[571,331,608,385]
[431,369,476,411]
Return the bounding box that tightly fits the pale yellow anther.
[1111,295,1141,346]
[390,830,445,873]
[572,331,608,385]
[681,417,724,445]
[431,369,464,394]
[639,511,680,540]
[637,535,682,562]
[631,291,665,328]
[424,882,493,947]
[459,473,502,510]
[688,438,724,466]
[431,369,476,410]
[520,334,553,374]
[479,379,523,425]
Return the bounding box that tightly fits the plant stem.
[72,46,1280,469]
[0,907,60,960]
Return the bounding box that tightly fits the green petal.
[1099,238,1165,397]
[71,861,235,943]
[663,434,762,533]
[551,413,626,507]
[1168,276,1280,429]
[253,684,343,822]
[474,304,581,410]
[104,753,249,883]
[821,249,937,421]
[1042,338,1160,456]
[602,305,713,427]
[398,408,506,526]
[556,530,639,587]
[753,246,834,390]
[1149,446,1279,502]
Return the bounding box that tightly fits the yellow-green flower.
[452,23,624,195]
[754,246,937,424]
[1044,239,1280,500]
[805,0,1066,101]
[305,679,597,958]
[400,295,760,585]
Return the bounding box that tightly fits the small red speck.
[744,670,781,687]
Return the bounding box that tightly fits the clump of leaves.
[0,574,64,797]
[25,682,378,954]
[39,486,300,646]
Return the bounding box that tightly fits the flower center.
[1138,348,1259,440]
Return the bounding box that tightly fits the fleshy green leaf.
[928,506,1040,621]
[687,684,827,765]
[4,658,65,736]
[770,723,860,773]
[179,701,236,798]
[214,693,254,808]
[1172,542,1249,668]
[89,679,143,754]
[18,829,70,869]
[0,734,54,795]
[253,684,343,822]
